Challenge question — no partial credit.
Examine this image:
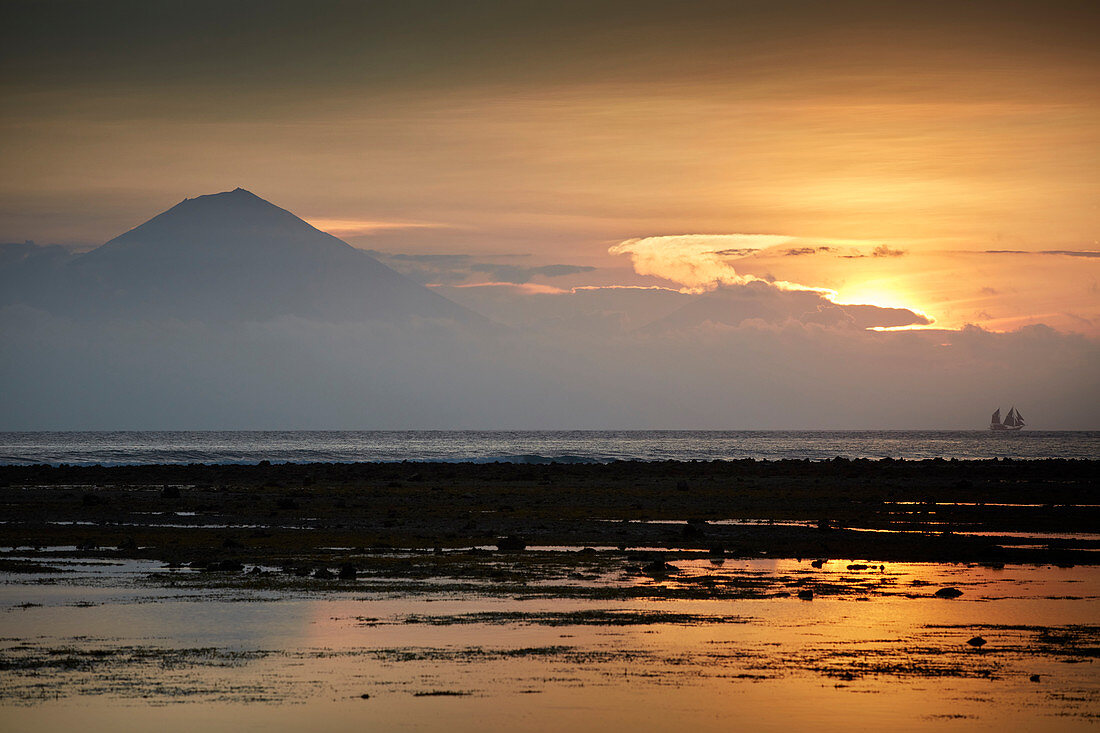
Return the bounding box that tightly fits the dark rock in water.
[846,563,868,570]
[249,566,264,575]
[798,589,814,601]
[313,567,335,580]
[935,587,964,599]
[810,559,826,568]
[642,560,676,576]
[338,563,357,580]
[708,545,726,558]
[577,547,597,556]
[495,536,526,552]
[160,485,180,499]
[1029,674,1041,683]
[816,518,834,531]
[205,559,244,572]
[81,493,105,506]
[967,636,987,648]
[681,524,705,539]
[360,693,371,699]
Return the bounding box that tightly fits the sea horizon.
[3,429,1097,466]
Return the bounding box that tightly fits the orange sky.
[2,0,1098,334]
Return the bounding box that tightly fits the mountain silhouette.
[7,188,484,324]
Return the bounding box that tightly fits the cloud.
[382,253,473,265]
[438,281,569,295]
[3,304,1096,430]
[646,280,932,333]
[713,248,759,257]
[305,218,454,236]
[832,244,906,258]
[366,250,595,285]
[469,263,595,284]
[607,234,798,292]
[983,250,1100,258]
[783,246,833,257]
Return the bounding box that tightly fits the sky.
[1,1,1098,428]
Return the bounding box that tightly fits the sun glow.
[832,281,930,316]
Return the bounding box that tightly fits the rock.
[160,485,181,499]
[708,545,726,558]
[810,559,826,568]
[338,563,357,580]
[681,524,705,539]
[798,589,814,601]
[846,564,868,571]
[313,567,335,580]
[360,693,371,699]
[966,636,987,648]
[934,587,964,599]
[1029,674,1040,682]
[206,559,244,572]
[495,536,526,552]
[642,560,676,576]
[577,547,597,556]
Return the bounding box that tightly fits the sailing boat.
[990,406,1026,431]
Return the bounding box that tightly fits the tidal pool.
[1,554,1097,731]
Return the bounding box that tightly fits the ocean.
[0,430,1096,466]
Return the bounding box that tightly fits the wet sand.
[1,459,1097,729]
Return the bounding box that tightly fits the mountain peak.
[87,187,337,262]
[175,187,283,213]
[58,188,486,325]
[189,187,260,201]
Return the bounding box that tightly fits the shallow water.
[1,553,1097,731]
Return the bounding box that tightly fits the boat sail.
[990,406,1025,431]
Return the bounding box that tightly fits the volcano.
[18,188,484,324]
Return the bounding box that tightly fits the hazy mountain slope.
[12,188,484,324]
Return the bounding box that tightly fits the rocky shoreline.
[1,459,1096,576]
